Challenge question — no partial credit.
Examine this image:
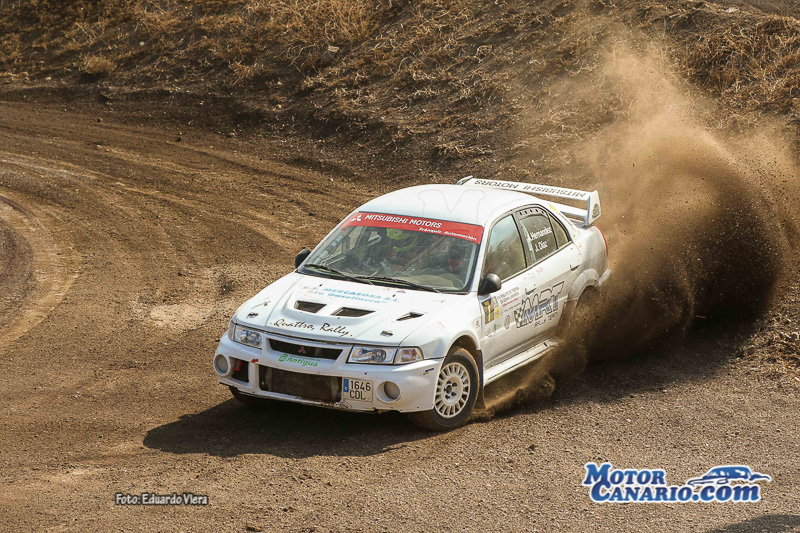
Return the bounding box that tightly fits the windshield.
[301,212,483,292]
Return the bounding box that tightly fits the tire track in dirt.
[0,188,79,345]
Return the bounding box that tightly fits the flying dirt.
[581,47,797,354]
[483,46,799,412]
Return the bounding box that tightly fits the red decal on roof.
[344,212,483,243]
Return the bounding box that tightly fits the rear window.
[519,214,557,263]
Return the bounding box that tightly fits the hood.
[234,272,465,345]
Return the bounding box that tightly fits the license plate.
[342,378,372,402]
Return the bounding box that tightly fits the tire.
[408,347,479,431]
[229,386,274,408]
[551,288,597,379]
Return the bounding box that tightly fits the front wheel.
[408,348,479,431]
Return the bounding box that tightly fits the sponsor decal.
[504,314,511,329]
[279,353,319,367]
[514,282,565,328]
[592,203,601,218]
[301,285,395,304]
[320,323,350,337]
[246,311,259,318]
[273,319,351,337]
[423,367,435,376]
[469,179,590,199]
[583,463,770,503]
[481,297,500,323]
[496,287,520,308]
[343,212,484,244]
[274,318,314,330]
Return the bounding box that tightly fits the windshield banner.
[343,212,484,243]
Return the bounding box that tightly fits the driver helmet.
[387,228,419,253]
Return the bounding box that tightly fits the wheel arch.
[560,275,601,337]
[449,334,485,409]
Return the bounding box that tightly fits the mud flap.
[474,349,486,410]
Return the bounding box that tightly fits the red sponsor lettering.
[344,212,483,243]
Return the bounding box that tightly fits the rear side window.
[520,214,557,263]
[483,215,526,280]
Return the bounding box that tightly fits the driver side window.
[483,215,526,280]
[316,226,367,267]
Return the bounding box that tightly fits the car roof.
[357,184,535,226]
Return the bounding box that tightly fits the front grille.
[259,366,341,402]
[269,338,342,360]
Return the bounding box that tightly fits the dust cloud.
[481,45,799,415]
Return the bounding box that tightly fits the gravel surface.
[0,103,798,532]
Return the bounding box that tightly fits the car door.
[515,206,582,344]
[478,213,529,368]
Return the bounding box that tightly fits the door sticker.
[514,282,565,328]
[482,297,500,323]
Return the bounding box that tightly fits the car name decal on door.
[514,282,565,328]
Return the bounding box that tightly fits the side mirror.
[478,273,502,295]
[295,247,311,268]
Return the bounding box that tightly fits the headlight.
[230,324,263,348]
[347,346,424,364]
[395,347,423,364]
[348,346,397,364]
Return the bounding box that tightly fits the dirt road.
[1,103,798,532]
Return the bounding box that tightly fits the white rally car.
[213,177,610,430]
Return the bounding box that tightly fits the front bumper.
[214,333,441,413]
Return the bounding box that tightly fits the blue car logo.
[687,465,771,486]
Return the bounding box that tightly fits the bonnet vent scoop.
[332,307,373,317]
[396,312,424,321]
[295,301,326,313]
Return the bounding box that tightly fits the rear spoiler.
[457,176,601,227]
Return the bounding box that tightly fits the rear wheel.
[408,348,479,431]
[551,288,598,379]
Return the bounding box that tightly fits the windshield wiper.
[356,275,441,293]
[303,263,374,285]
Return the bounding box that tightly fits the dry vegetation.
[1,1,799,157]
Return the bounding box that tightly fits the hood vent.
[332,307,373,317]
[295,300,326,313]
[396,312,424,321]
